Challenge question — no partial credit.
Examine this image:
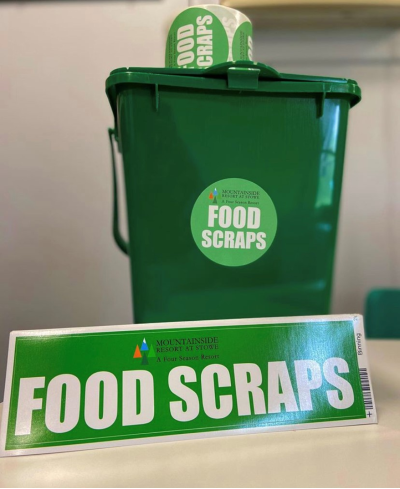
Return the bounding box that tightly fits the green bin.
[106,61,361,323]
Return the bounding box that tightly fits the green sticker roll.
[165,5,253,68]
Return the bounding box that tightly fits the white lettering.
[268,361,299,413]
[234,364,266,416]
[15,377,45,436]
[256,232,266,249]
[323,358,354,409]
[201,229,212,248]
[201,364,233,419]
[85,372,118,430]
[294,360,322,411]
[177,24,194,40]
[123,370,154,426]
[248,207,260,229]
[45,374,80,433]
[208,205,219,227]
[218,206,232,228]
[169,366,200,422]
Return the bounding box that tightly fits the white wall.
[1,3,399,399]
[0,1,186,399]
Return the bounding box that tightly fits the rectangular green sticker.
[0,315,377,457]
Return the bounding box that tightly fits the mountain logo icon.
[208,188,218,204]
[133,337,156,366]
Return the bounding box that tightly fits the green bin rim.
[106,60,361,135]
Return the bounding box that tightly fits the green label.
[232,21,253,61]
[190,178,278,267]
[166,8,229,68]
[165,6,253,68]
[0,316,375,456]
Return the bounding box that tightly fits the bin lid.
[106,61,361,133]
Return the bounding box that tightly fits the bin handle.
[108,128,129,255]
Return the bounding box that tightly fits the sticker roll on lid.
[165,4,253,68]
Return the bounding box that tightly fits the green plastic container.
[365,289,400,338]
[106,61,361,323]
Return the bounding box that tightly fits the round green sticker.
[165,8,229,69]
[190,178,277,267]
[232,21,253,62]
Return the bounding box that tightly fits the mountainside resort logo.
[209,187,219,204]
[133,338,156,366]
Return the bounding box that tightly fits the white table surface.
[0,340,399,488]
